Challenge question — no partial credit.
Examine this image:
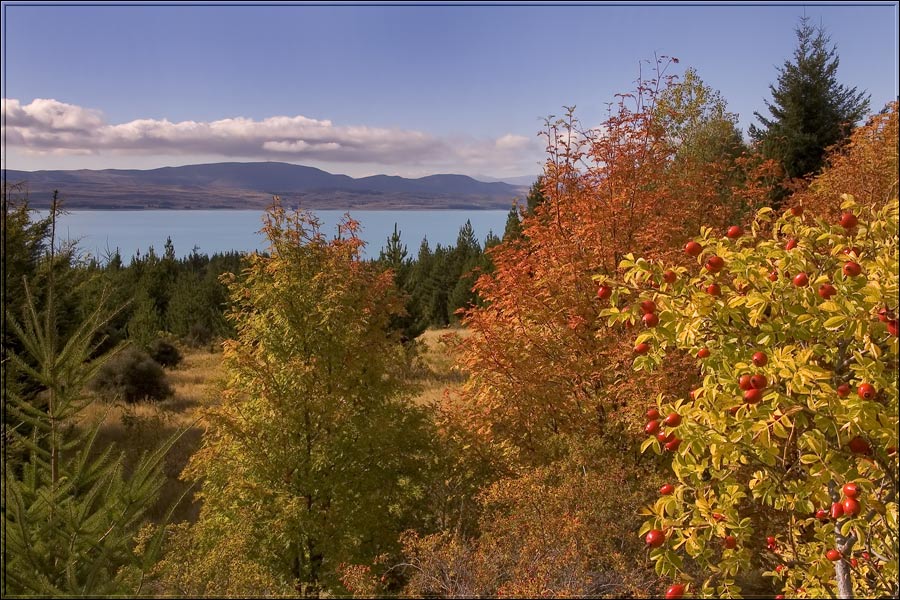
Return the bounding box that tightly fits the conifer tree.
[3,206,178,596]
[503,204,524,241]
[377,224,425,341]
[750,17,870,203]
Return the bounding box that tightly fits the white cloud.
[3,98,542,173]
[494,133,529,150]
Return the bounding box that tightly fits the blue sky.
[3,2,898,179]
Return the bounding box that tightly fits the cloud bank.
[3,98,539,171]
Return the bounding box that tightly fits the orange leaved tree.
[401,59,776,597]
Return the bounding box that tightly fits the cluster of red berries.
[644,408,682,452]
[640,299,659,327]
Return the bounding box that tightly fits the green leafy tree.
[750,18,870,204]
[173,206,437,596]
[599,196,898,598]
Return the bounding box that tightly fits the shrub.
[148,338,183,368]
[599,196,898,598]
[91,347,173,403]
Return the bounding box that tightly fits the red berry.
[634,342,650,355]
[738,374,753,391]
[826,549,842,561]
[775,564,785,574]
[843,246,862,257]
[657,432,674,444]
[785,238,798,251]
[839,212,858,229]
[744,388,763,404]
[850,558,859,568]
[769,270,779,282]
[766,536,776,546]
[728,405,740,415]
[831,502,845,520]
[663,270,677,284]
[664,438,682,452]
[642,312,660,327]
[697,347,710,359]
[645,420,660,435]
[712,513,726,522]
[857,383,875,399]
[752,352,767,367]
[842,483,859,498]
[848,436,872,455]
[843,261,862,277]
[842,497,860,517]
[597,285,612,300]
[659,484,675,495]
[705,255,725,273]
[724,535,737,549]
[663,413,682,427]
[815,509,828,520]
[818,283,837,299]
[640,299,657,314]
[645,529,666,547]
[646,408,660,421]
[791,205,803,217]
[685,241,702,257]
[775,595,785,600]
[706,283,721,296]
[793,272,809,287]
[726,225,743,239]
[889,319,899,337]
[750,374,768,390]
[878,307,894,322]
[837,384,851,398]
[665,583,685,600]
[862,552,870,560]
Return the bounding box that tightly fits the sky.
[2,1,898,180]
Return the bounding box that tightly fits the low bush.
[91,347,173,403]
[148,338,183,368]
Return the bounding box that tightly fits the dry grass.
[81,346,224,524]
[408,327,471,406]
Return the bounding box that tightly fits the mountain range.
[4,162,532,210]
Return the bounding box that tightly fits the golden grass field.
[82,327,470,525]
[82,348,224,523]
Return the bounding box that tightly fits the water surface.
[41,210,510,260]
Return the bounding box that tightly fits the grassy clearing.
[408,327,471,406]
[81,347,224,524]
[79,329,468,526]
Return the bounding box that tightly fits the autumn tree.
[453,59,769,464]
[750,17,870,204]
[400,59,774,595]
[163,205,438,596]
[788,102,899,220]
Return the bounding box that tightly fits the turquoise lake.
[40,210,511,261]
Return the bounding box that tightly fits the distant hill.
[4,162,524,210]
[473,174,539,187]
